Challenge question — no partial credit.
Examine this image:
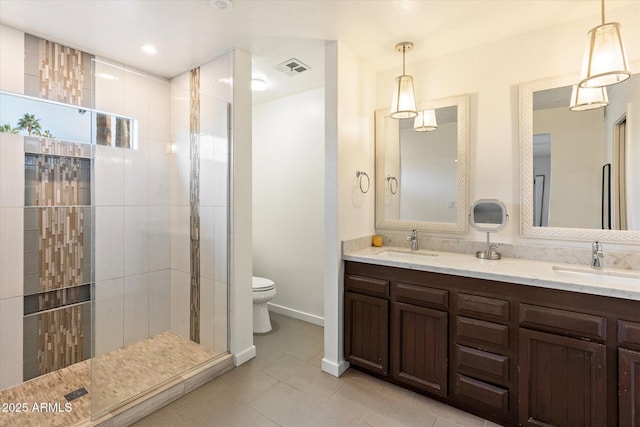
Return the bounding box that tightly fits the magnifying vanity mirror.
[470,199,508,260]
[519,62,640,243]
[375,94,469,233]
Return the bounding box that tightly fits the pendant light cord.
[402,45,406,75]
[601,0,605,25]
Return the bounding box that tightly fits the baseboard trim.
[321,358,349,377]
[267,302,324,327]
[233,345,256,366]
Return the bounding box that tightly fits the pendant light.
[569,85,609,111]
[414,110,438,131]
[390,42,418,119]
[579,0,631,88]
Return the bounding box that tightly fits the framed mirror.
[519,62,640,243]
[375,94,469,233]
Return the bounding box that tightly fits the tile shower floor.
[134,313,499,427]
[0,331,217,427]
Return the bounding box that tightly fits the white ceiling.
[0,0,635,104]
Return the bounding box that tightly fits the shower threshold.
[0,331,233,427]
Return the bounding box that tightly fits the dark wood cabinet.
[344,291,389,375]
[391,302,447,396]
[618,320,640,426]
[344,260,640,427]
[452,292,514,420]
[619,348,640,426]
[518,328,607,426]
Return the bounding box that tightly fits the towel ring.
[386,175,398,195]
[356,170,370,193]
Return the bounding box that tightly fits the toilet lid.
[253,276,275,291]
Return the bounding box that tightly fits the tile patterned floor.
[134,313,500,427]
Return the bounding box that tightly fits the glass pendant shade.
[579,22,631,88]
[390,75,418,119]
[569,85,609,111]
[414,109,438,131]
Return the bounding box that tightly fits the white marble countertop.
[343,246,640,301]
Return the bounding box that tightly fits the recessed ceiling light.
[141,44,157,55]
[210,0,232,9]
[251,79,267,91]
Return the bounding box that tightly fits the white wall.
[169,55,231,355]
[0,24,24,391]
[93,58,172,356]
[229,49,255,366]
[323,41,376,377]
[0,25,24,94]
[0,132,24,391]
[253,87,325,324]
[374,2,640,247]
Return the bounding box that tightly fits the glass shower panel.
[90,94,229,419]
[198,96,229,355]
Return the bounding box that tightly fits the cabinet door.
[519,328,607,426]
[391,302,448,397]
[344,291,389,375]
[619,348,640,427]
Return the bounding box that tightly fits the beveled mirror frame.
[375,94,469,233]
[519,61,640,243]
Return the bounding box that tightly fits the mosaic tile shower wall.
[23,34,94,108]
[23,140,93,381]
[189,67,201,343]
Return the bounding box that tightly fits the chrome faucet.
[591,241,604,270]
[407,230,419,251]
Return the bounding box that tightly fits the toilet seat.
[253,276,275,292]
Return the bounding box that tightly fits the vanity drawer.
[519,303,606,342]
[457,293,510,322]
[455,344,509,385]
[618,320,640,350]
[345,275,389,298]
[456,316,510,351]
[393,282,448,309]
[454,373,509,413]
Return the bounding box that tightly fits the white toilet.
[252,276,277,333]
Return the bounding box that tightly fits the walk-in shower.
[0,34,231,425]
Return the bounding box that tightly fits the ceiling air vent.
[275,58,311,76]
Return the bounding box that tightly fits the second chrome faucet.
[592,241,604,269]
[407,230,419,251]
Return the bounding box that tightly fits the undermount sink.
[552,265,640,288]
[375,249,439,260]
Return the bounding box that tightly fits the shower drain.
[64,387,88,402]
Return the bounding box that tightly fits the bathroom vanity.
[342,248,640,426]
